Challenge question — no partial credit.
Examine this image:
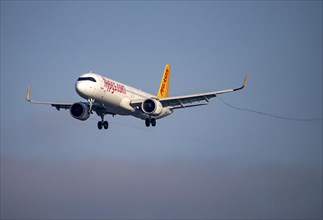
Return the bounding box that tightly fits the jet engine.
[70,102,90,121]
[141,99,163,116]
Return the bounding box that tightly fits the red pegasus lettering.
[102,77,126,94]
[160,70,168,95]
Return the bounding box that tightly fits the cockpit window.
[77,77,96,82]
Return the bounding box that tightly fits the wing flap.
[171,103,208,110]
[51,104,72,111]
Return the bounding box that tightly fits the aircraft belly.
[97,90,135,116]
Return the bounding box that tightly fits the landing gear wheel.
[98,121,103,130]
[151,118,156,127]
[98,121,108,130]
[145,119,150,127]
[97,114,109,130]
[145,118,156,127]
[103,121,109,129]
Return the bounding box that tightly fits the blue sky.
[1,1,322,219]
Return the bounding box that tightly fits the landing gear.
[145,118,156,127]
[88,98,95,114]
[98,121,103,130]
[103,121,109,129]
[145,119,150,127]
[98,114,109,130]
[151,118,156,127]
[98,121,109,130]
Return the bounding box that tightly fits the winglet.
[233,73,248,91]
[243,73,248,88]
[26,85,31,102]
[157,64,171,98]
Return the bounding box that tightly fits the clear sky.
[1,1,322,219]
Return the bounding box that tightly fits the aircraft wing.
[25,85,117,115]
[159,74,247,109]
[25,85,73,110]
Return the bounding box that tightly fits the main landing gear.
[98,120,109,130]
[145,118,156,127]
[98,115,109,130]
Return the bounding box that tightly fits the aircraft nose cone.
[75,81,86,98]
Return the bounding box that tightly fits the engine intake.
[70,102,90,121]
[141,99,163,116]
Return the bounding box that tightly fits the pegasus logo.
[159,69,169,96]
[103,77,126,94]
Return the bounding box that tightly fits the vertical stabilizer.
[157,64,170,98]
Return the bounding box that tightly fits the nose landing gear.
[87,98,95,114]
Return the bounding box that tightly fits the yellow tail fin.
[157,64,170,98]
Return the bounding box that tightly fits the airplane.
[26,64,247,130]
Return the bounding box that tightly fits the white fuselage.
[75,73,173,120]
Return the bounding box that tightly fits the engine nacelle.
[70,102,90,121]
[141,99,163,116]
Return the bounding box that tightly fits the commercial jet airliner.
[26,64,247,130]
